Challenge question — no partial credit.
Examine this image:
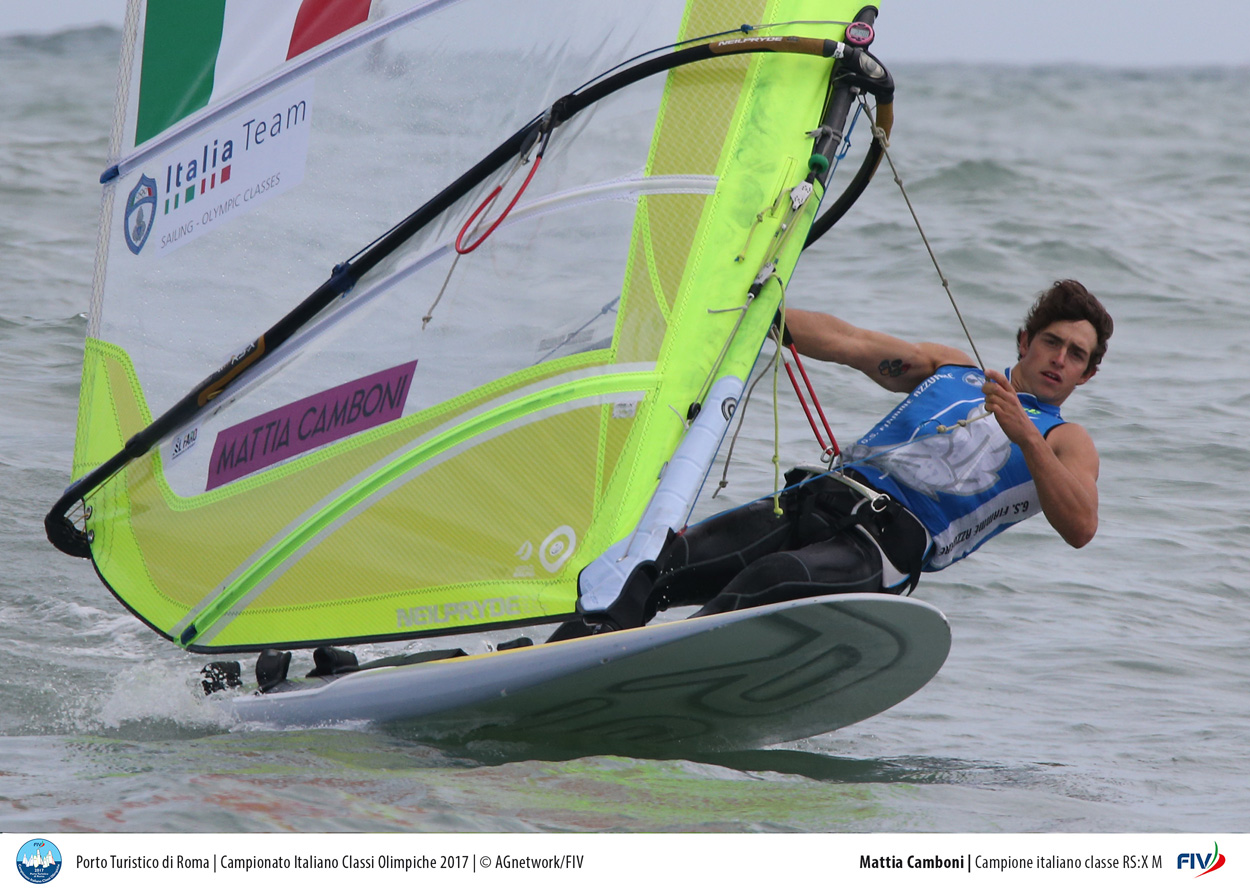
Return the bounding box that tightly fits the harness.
[786,467,930,594]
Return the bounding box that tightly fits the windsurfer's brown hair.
[1018,279,1113,374]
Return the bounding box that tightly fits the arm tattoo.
[878,358,911,378]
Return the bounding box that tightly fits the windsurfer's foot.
[546,617,620,643]
[576,559,660,632]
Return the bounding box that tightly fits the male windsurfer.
[564,279,1112,634]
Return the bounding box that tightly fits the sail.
[53,0,890,652]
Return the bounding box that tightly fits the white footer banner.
[5,833,1245,891]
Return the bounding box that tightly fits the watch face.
[846,21,874,47]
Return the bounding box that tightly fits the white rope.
[936,408,992,433]
[863,97,987,371]
[422,155,526,328]
[711,339,777,499]
[770,282,786,515]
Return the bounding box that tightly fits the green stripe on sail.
[135,0,228,145]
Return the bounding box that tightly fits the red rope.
[455,155,543,255]
[784,343,840,459]
[782,356,828,453]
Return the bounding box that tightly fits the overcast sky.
[4,0,1248,67]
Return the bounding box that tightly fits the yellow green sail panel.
[56,0,882,652]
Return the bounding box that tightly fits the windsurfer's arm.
[981,369,1099,548]
[783,308,973,393]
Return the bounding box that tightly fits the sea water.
[2,27,1249,832]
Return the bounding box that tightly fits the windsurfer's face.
[1012,319,1098,405]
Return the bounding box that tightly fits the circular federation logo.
[124,174,158,255]
[16,840,62,884]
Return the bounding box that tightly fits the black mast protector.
[804,135,885,248]
[47,28,891,557]
[804,5,894,248]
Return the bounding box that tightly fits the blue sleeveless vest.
[845,366,1065,570]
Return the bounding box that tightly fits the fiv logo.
[1177,841,1225,877]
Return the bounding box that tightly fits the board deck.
[226,593,950,755]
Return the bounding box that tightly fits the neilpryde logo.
[124,174,158,255]
[16,839,62,884]
[1178,841,1225,877]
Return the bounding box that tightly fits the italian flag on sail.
[136,0,373,145]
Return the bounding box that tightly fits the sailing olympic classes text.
[160,174,283,251]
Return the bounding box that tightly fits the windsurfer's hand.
[981,369,1041,447]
